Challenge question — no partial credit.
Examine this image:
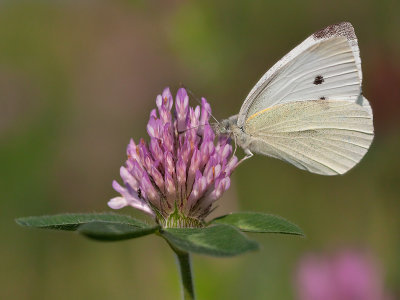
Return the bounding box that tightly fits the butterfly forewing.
[237,22,369,128]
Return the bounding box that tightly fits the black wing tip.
[313,22,356,41]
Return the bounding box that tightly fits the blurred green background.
[1,1,399,299]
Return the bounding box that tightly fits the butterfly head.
[212,115,239,136]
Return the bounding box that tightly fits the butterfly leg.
[232,133,238,157]
[236,148,253,167]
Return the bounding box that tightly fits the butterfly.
[216,22,374,175]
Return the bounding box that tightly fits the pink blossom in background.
[295,250,390,300]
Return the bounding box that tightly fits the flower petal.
[108,197,129,209]
[129,201,155,216]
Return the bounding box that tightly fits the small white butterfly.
[216,22,374,175]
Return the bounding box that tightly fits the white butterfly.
[217,22,374,175]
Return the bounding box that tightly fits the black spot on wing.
[313,22,356,40]
[314,75,324,85]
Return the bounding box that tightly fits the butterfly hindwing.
[244,100,374,175]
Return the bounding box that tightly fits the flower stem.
[171,245,195,300]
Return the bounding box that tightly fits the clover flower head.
[108,87,238,228]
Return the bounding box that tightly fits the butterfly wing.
[237,22,372,128]
[234,22,374,174]
[244,100,374,175]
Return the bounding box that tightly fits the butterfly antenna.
[177,124,207,136]
[180,83,220,124]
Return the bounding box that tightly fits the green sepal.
[161,224,259,257]
[209,212,304,236]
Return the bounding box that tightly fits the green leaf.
[210,212,304,236]
[15,213,149,231]
[161,224,259,257]
[78,221,159,241]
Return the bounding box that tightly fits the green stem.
[171,245,195,300]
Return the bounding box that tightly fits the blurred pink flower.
[295,250,389,300]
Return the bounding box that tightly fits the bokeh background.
[1,1,399,299]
